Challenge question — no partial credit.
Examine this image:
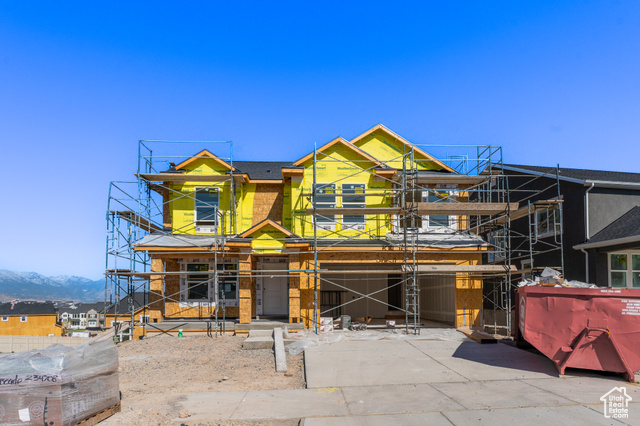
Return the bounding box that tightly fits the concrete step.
[236,321,305,332]
[248,329,274,338]
[242,336,274,350]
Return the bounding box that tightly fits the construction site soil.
[102,334,305,426]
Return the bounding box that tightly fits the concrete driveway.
[176,333,640,425]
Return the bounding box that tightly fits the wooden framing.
[293,137,384,167]
[174,149,234,171]
[137,173,248,183]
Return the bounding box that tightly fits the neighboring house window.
[88,320,97,327]
[194,187,219,232]
[1,316,8,322]
[61,313,68,318]
[20,316,27,322]
[139,315,150,324]
[89,313,97,319]
[609,253,640,288]
[315,184,336,230]
[80,313,86,318]
[535,205,561,238]
[342,183,366,230]
[488,228,506,262]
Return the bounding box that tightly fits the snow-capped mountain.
[0,270,104,302]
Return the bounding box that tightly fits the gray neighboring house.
[59,302,107,330]
[494,164,640,288]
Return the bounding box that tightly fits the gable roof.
[499,164,640,186]
[574,206,640,250]
[106,292,148,315]
[349,124,455,172]
[239,219,298,239]
[293,137,384,167]
[233,161,294,180]
[0,302,57,316]
[174,149,234,171]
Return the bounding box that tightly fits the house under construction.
[104,124,564,339]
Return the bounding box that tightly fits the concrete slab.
[242,336,273,349]
[409,340,559,381]
[303,412,453,426]
[274,327,287,373]
[341,383,464,415]
[441,404,623,425]
[431,379,574,409]
[173,391,247,422]
[584,403,640,425]
[249,329,274,337]
[522,376,640,405]
[305,340,467,388]
[230,388,350,420]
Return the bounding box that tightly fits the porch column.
[239,253,252,324]
[148,257,165,323]
[289,253,301,323]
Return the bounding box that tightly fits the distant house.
[493,164,640,287]
[0,302,62,336]
[104,292,149,339]
[59,302,108,330]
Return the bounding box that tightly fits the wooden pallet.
[458,326,497,344]
[78,403,121,425]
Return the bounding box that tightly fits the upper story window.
[398,189,457,233]
[342,183,366,229]
[89,313,97,319]
[535,205,561,238]
[1,316,8,321]
[609,253,640,288]
[20,316,27,322]
[487,227,506,263]
[315,184,336,230]
[195,188,219,233]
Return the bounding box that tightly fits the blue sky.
[0,1,638,278]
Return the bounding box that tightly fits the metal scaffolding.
[104,136,564,341]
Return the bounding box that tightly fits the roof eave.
[573,235,640,250]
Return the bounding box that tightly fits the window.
[488,228,507,262]
[342,183,366,230]
[186,263,210,300]
[88,320,97,327]
[1,316,8,322]
[80,313,86,318]
[424,190,455,230]
[20,316,27,323]
[195,187,219,232]
[609,253,640,288]
[139,315,150,324]
[315,184,336,230]
[110,321,115,327]
[535,205,561,237]
[217,263,238,302]
[89,313,97,319]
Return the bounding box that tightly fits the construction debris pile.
[518,267,597,289]
[0,339,120,425]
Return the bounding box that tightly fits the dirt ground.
[102,334,305,426]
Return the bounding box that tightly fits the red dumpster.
[515,286,640,382]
